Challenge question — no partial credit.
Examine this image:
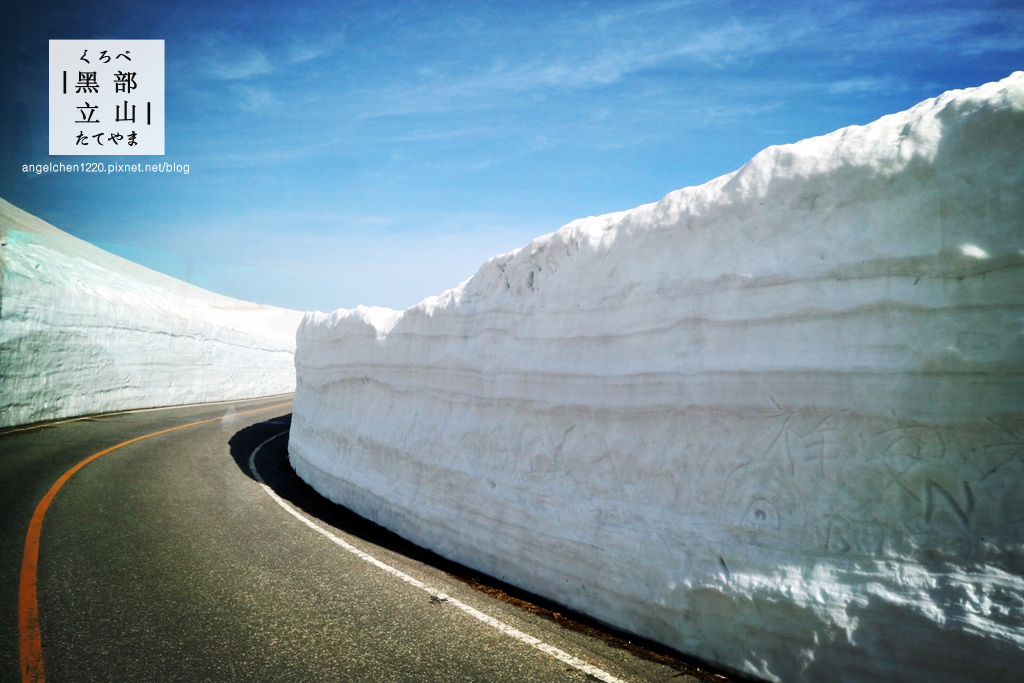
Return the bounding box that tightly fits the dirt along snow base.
[290,73,1024,682]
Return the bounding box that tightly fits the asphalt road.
[0,396,733,682]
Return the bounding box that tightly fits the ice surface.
[0,198,303,428]
[290,73,1024,681]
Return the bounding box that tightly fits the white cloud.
[827,75,907,95]
[231,84,277,113]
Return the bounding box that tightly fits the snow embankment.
[0,199,303,428]
[290,73,1024,682]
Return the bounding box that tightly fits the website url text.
[22,162,189,175]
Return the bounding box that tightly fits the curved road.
[1,396,731,682]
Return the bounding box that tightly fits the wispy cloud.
[208,49,273,80]
[773,1,1024,58]
[175,32,341,116]
[283,39,336,65]
[170,0,1023,172]
[231,84,278,113]
[851,5,1024,55]
[350,12,790,121]
[187,33,276,81]
[827,75,907,95]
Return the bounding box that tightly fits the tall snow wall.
[290,73,1024,682]
[0,198,303,428]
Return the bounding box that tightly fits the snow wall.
[290,73,1024,682]
[0,198,303,428]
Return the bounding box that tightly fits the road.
[0,396,732,682]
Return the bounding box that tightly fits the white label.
[49,40,165,155]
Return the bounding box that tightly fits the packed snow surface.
[0,199,303,428]
[291,73,1024,682]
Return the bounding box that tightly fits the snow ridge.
[291,73,1024,682]
[0,199,303,428]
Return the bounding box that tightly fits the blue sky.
[1,0,1022,312]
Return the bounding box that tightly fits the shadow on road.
[227,416,741,683]
[228,415,474,574]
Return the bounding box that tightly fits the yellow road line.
[19,400,291,683]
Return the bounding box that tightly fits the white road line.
[249,432,628,683]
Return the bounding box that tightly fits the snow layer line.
[0,199,303,428]
[290,73,1024,681]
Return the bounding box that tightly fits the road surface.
[0,396,733,682]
